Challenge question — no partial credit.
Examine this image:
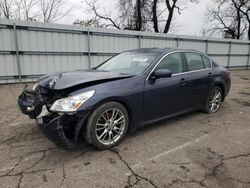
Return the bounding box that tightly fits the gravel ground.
[0,70,249,188]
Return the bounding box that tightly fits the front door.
[144,52,189,122]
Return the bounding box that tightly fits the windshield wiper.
[119,73,135,76]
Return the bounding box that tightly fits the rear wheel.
[84,102,129,150]
[204,86,223,114]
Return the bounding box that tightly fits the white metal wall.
[0,19,249,84]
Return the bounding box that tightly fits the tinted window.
[185,52,205,71]
[156,53,184,74]
[202,55,211,68]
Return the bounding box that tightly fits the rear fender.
[210,77,227,100]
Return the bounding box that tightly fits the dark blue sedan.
[18,48,231,149]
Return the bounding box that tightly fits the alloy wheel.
[95,108,126,145]
[209,88,222,112]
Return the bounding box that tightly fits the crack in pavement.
[110,149,158,188]
[167,178,209,188]
[59,163,66,187]
[0,147,58,178]
[58,150,88,187]
[23,151,46,173]
[0,147,58,188]
[3,157,24,177]
[167,162,191,166]
[166,149,250,188]
[198,148,250,187]
[2,168,55,188]
[205,148,250,177]
[17,174,23,188]
[58,149,89,187]
[224,178,250,184]
[1,140,87,187]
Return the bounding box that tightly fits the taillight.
[226,70,230,77]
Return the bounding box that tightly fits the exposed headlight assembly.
[50,90,95,112]
[32,83,39,90]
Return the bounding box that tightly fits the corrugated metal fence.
[0,19,249,84]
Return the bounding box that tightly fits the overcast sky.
[59,0,214,36]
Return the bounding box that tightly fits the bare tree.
[75,0,199,33]
[231,0,250,39]
[118,0,134,29]
[18,0,38,20]
[0,0,15,18]
[0,0,71,23]
[75,0,121,29]
[74,0,152,30]
[37,0,71,23]
[163,0,200,33]
[205,0,249,39]
[73,18,104,28]
[86,0,150,30]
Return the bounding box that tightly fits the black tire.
[204,86,223,114]
[84,102,129,150]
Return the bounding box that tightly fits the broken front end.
[18,84,93,149]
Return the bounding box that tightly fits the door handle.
[208,72,213,78]
[179,78,187,85]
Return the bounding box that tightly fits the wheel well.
[76,99,133,144]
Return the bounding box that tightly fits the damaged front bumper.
[18,86,90,149]
[18,89,43,119]
[37,112,89,149]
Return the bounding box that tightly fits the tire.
[84,102,129,150]
[204,86,223,114]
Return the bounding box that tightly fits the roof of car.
[126,48,207,56]
[126,48,172,54]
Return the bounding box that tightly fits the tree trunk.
[3,0,10,18]
[135,0,142,31]
[163,0,177,34]
[163,8,174,33]
[246,16,250,40]
[236,9,241,39]
[152,0,159,32]
[248,25,250,40]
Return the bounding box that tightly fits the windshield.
[96,52,159,75]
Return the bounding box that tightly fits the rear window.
[202,55,211,68]
[212,61,219,67]
[184,52,204,71]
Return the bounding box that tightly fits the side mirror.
[152,69,172,79]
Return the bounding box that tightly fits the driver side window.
[156,52,184,74]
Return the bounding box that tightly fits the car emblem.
[49,77,57,88]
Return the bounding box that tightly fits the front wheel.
[84,102,129,150]
[204,86,223,114]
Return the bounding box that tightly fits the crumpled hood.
[37,70,133,90]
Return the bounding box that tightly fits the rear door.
[182,52,212,108]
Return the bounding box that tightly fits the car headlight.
[50,90,95,112]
